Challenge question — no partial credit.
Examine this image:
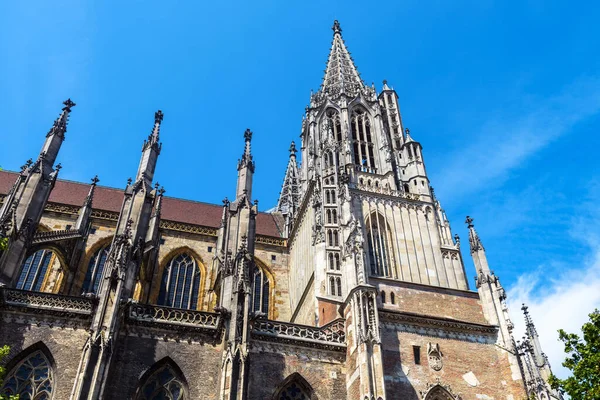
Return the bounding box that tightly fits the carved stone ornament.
[427,342,443,371]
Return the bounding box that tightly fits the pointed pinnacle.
[289,141,297,157]
[91,175,100,186]
[465,216,474,228]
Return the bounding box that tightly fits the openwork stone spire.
[320,20,364,98]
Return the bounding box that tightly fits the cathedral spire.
[320,20,364,98]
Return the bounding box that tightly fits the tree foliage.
[549,309,600,399]
[0,345,19,400]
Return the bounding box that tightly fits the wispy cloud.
[507,181,600,379]
[507,252,600,378]
[433,76,600,205]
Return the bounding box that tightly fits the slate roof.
[0,170,282,238]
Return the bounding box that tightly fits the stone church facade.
[0,21,560,400]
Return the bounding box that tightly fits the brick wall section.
[381,326,527,399]
[106,333,223,400]
[0,316,90,400]
[374,278,489,325]
[247,344,346,399]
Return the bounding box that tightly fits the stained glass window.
[16,249,55,291]
[252,266,269,314]
[1,350,53,400]
[276,381,311,400]
[82,245,109,294]
[137,364,185,400]
[157,253,200,310]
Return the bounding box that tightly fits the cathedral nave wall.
[254,244,291,321]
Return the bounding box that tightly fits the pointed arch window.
[252,265,270,315]
[366,213,394,277]
[351,108,376,172]
[82,245,110,294]
[325,108,343,142]
[17,249,57,292]
[158,253,201,310]
[136,361,186,400]
[2,350,53,399]
[423,384,457,400]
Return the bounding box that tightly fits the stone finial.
[91,175,100,186]
[244,128,252,142]
[465,215,474,228]
[62,98,76,111]
[289,141,297,157]
[332,20,342,34]
[154,110,164,124]
[158,186,165,196]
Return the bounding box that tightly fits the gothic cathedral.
[0,21,560,400]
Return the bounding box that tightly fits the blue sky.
[1,1,599,377]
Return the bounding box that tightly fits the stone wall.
[0,314,90,399]
[381,324,527,399]
[106,333,224,400]
[247,341,346,399]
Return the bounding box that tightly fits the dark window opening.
[413,346,421,364]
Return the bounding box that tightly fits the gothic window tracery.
[136,361,186,400]
[351,108,376,172]
[17,249,59,292]
[82,245,109,294]
[1,349,53,400]
[366,213,394,277]
[157,253,201,310]
[423,384,456,400]
[325,108,343,142]
[252,265,270,315]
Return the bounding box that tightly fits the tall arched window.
[136,359,187,400]
[366,213,394,277]
[252,265,269,315]
[17,249,57,291]
[82,245,110,294]
[351,108,376,171]
[158,253,201,310]
[325,109,343,142]
[2,349,53,399]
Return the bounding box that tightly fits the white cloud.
[433,76,600,205]
[507,184,600,379]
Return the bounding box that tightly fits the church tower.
[286,20,469,400]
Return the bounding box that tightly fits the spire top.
[521,304,539,337]
[289,141,297,158]
[466,215,484,254]
[237,129,255,173]
[47,98,76,139]
[332,20,342,34]
[405,128,414,143]
[319,20,365,99]
[84,175,99,207]
[149,110,163,144]
[91,175,99,186]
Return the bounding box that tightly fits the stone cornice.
[369,276,480,299]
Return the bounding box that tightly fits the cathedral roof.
[0,170,282,238]
[319,20,364,98]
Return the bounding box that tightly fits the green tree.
[549,309,600,399]
[0,345,18,400]
[0,237,7,253]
